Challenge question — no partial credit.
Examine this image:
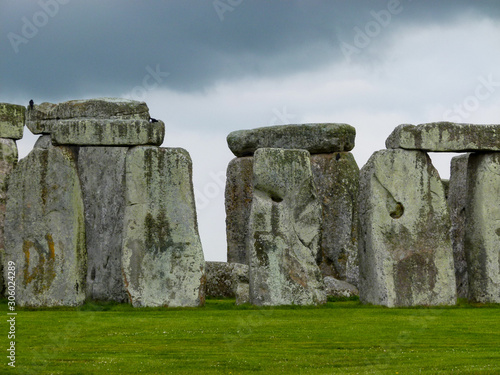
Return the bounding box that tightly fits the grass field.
[2,298,500,374]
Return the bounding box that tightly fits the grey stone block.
[465,153,500,303]
[227,123,355,157]
[248,148,326,306]
[121,146,205,307]
[358,149,456,307]
[4,145,86,307]
[386,122,500,152]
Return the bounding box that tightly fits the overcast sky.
[2,1,500,261]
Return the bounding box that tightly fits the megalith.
[225,156,254,264]
[358,149,456,307]
[465,153,500,303]
[248,148,326,306]
[121,146,205,307]
[448,154,470,299]
[225,123,360,287]
[310,152,359,285]
[205,261,249,305]
[4,145,86,307]
[386,122,500,152]
[0,139,18,295]
[78,147,129,302]
[227,123,355,157]
[26,98,164,146]
[0,103,24,295]
[0,103,25,140]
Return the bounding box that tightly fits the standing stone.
[4,145,86,307]
[78,147,129,302]
[225,156,253,264]
[0,103,25,140]
[121,147,205,307]
[248,148,326,306]
[310,152,359,286]
[465,153,500,303]
[0,139,18,295]
[448,154,470,299]
[358,149,456,307]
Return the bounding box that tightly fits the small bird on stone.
[29,99,34,110]
[149,117,159,123]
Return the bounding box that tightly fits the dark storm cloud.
[1,0,500,101]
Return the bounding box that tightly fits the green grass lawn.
[2,298,500,374]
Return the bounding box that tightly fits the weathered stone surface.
[49,119,164,146]
[4,145,86,307]
[121,146,205,307]
[324,277,359,298]
[465,153,500,303]
[227,123,355,157]
[448,154,470,299]
[225,156,253,264]
[248,148,326,306]
[358,149,456,307]
[0,139,18,295]
[78,147,128,302]
[25,102,57,134]
[34,135,52,149]
[310,152,359,286]
[386,122,500,152]
[441,179,449,200]
[0,103,25,140]
[26,98,163,146]
[205,261,249,304]
[26,98,149,134]
[232,263,250,305]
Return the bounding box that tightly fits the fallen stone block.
[310,152,359,286]
[0,139,18,296]
[358,149,456,307]
[386,122,500,152]
[448,154,470,299]
[4,144,86,307]
[227,123,355,157]
[205,261,249,304]
[225,156,253,264]
[121,146,205,307]
[324,276,359,299]
[248,148,326,306]
[78,147,129,302]
[0,103,25,140]
[465,153,500,303]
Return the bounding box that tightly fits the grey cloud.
[1,0,500,102]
